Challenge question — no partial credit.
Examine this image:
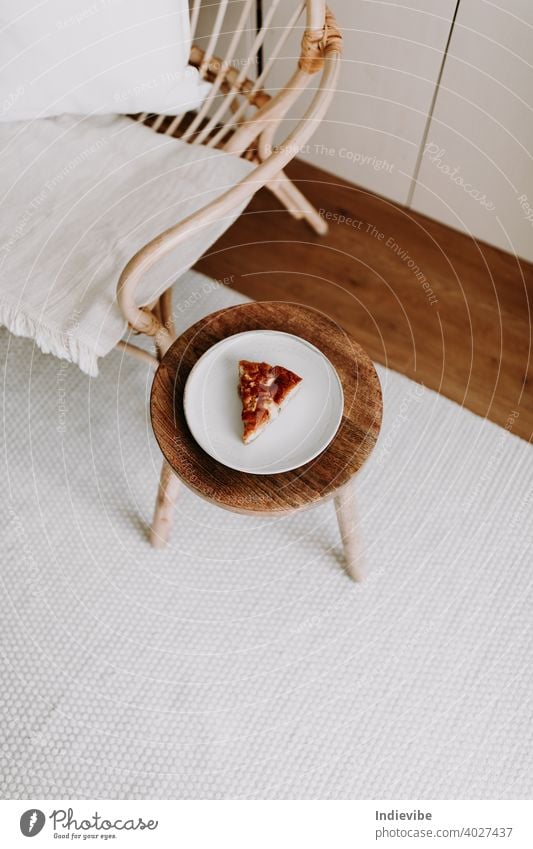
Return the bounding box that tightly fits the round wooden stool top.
[150,302,382,515]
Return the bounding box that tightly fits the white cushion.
[0,114,254,375]
[0,0,208,121]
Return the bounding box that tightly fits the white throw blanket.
[0,114,253,375]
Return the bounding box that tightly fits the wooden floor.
[196,159,533,442]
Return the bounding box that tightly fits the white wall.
[299,0,533,261]
[262,0,457,205]
[295,0,458,205]
[411,0,533,261]
[194,1,533,261]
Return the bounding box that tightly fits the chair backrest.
[135,1,340,157]
[118,1,341,344]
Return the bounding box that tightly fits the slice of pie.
[238,360,303,444]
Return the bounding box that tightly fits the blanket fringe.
[0,302,99,377]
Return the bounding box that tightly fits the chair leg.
[267,178,304,220]
[266,170,328,236]
[150,461,180,549]
[334,482,365,581]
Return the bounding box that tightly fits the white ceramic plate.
[183,330,344,474]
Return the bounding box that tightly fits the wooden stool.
[150,302,382,580]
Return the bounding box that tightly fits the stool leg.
[334,482,365,581]
[150,461,180,549]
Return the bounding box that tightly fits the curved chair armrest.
[117,24,341,356]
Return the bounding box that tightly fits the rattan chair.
[116,1,342,547]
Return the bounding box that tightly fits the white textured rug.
[1,271,532,800]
